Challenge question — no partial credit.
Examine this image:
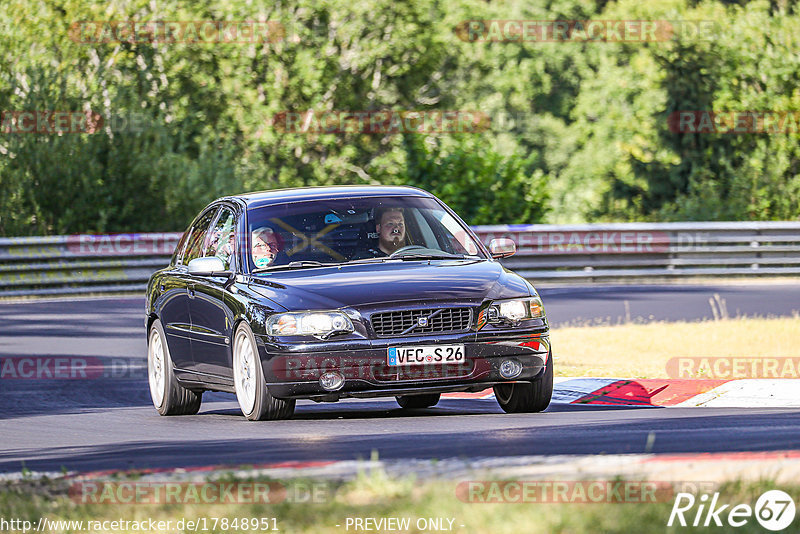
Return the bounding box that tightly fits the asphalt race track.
[1,283,799,474]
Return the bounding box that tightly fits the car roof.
[220,185,433,209]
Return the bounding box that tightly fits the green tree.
[403,135,548,225]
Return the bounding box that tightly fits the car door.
[160,208,218,371]
[187,205,237,380]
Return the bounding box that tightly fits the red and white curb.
[442,378,800,407]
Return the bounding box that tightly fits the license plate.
[387,345,465,366]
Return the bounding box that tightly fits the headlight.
[266,311,354,338]
[483,297,545,326]
[499,300,528,321]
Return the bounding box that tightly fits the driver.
[252,226,281,268]
[374,207,406,256]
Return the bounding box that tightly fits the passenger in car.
[252,226,282,268]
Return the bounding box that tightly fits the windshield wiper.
[253,255,483,272]
[252,260,338,273]
[345,254,467,264]
[391,253,471,261]
[343,257,394,265]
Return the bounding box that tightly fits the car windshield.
[246,195,485,270]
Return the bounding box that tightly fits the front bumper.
[256,331,550,401]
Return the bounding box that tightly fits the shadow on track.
[0,376,152,421]
[2,408,799,474]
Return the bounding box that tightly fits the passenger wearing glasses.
[251,227,282,268]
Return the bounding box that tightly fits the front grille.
[371,307,473,337]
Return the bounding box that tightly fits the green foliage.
[403,135,548,225]
[1,0,799,235]
[574,0,800,221]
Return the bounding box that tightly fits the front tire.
[148,319,202,416]
[396,393,440,409]
[232,322,295,421]
[493,352,553,413]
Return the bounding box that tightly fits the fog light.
[499,359,523,379]
[319,371,345,391]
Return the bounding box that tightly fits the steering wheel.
[389,245,426,258]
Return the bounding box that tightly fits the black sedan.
[146,186,552,420]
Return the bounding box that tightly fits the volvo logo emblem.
[418,317,429,327]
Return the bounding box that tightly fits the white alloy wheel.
[148,327,166,408]
[231,322,295,421]
[233,328,258,415]
[147,319,202,416]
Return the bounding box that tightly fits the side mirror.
[489,238,516,259]
[187,257,228,275]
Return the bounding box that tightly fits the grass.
[550,316,800,378]
[2,472,799,533]
[4,299,799,532]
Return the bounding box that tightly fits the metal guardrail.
[1,222,799,296]
[472,221,800,282]
[0,233,181,297]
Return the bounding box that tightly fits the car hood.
[247,259,532,311]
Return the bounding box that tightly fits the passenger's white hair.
[252,226,276,240]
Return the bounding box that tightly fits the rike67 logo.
[668,490,796,531]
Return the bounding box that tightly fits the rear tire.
[233,322,295,421]
[396,393,440,409]
[148,319,202,416]
[493,351,553,413]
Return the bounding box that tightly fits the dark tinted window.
[181,208,218,264]
[172,228,192,266]
[206,207,237,269]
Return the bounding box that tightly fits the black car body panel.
[146,186,549,401]
[247,260,530,309]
